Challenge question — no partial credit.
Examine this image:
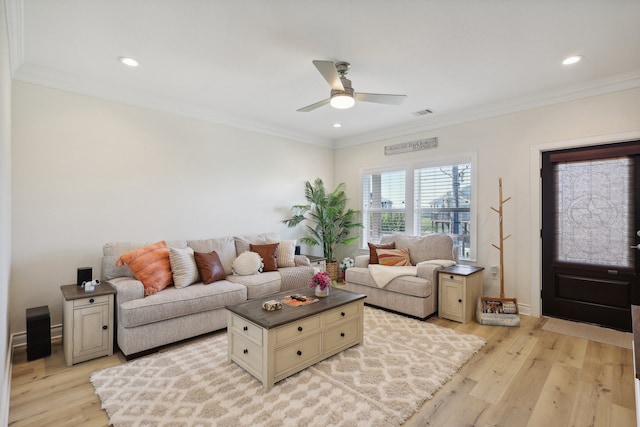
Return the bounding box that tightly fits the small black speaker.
[295,245,301,255]
[77,267,92,286]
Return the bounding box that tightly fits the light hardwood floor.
[9,314,637,426]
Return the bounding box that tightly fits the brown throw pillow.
[250,243,279,272]
[194,251,226,284]
[368,242,395,264]
[115,241,172,296]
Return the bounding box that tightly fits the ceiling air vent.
[413,109,433,116]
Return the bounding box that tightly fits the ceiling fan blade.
[297,98,331,112]
[355,93,407,105]
[312,60,344,91]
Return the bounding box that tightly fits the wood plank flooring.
[9,314,637,426]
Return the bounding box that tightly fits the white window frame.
[360,152,477,262]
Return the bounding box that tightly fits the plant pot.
[326,261,339,282]
[315,285,329,297]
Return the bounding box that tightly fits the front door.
[541,141,640,331]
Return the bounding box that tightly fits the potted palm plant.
[283,178,362,281]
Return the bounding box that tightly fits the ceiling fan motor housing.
[331,78,354,97]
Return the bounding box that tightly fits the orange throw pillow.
[116,241,172,296]
[368,242,395,264]
[376,248,412,266]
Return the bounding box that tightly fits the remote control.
[290,295,306,302]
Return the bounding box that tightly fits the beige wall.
[334,87,640,315]
[10,81,333,334]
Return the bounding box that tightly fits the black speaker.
[77,267,92,286]
[26,306,51,361]
[295,245,301,255]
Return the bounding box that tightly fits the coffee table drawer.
[323,318,359,354]
[275,315,321,346]
[275,333,321,377]
[324,302,359,326]
[230,315,263,345]
[230,333,263,375]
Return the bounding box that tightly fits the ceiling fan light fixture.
[330,93,355,109]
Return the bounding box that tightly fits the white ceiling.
[6,0,640,148]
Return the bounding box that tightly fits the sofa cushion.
[345,267,433,298]
[227,271,281,299]
[169,247,200,289]
[102,240,188,280]
[232,251,263,275]
[116,241,173,296]
[187,236,237,276]
[381,234,454,265]
[194,251,226,284]
[368,242,395,264]
[277,239,297,267]
[377,248,412,266]
[234,233,280,256]
[250,243,279,272]
[118,281,247,328]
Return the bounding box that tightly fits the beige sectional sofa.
[345,233,456,319]
[101,233,314,358]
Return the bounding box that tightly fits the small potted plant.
[309,271,332,297]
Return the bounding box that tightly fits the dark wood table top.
[632,305,640,379]
[60,282,116,301]
[226,287,366,329]
[440,264,484,276]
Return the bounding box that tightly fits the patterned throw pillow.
[368,242,395,264]
[232,251,264,275]
[275,239,296,267]
[376,248,412,266]
[194,251,227,284]
[250,243,279,272]
[169,247,200,288]
[116,241,172,296]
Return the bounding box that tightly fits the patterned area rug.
[91,307,485,426]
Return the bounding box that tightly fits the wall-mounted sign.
[384,137,438,155]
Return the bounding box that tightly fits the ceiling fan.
[297,60,407,112]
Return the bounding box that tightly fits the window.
[362,169,406,244]
[361,155,475,261]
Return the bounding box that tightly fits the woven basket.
[326,261,339,282]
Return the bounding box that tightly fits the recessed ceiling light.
[333,123,342,128]
[562,55,583,65]
[118,56,139,67]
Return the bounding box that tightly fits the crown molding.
[5,0,24,75]
[334,69,640,149]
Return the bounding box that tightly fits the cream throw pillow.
[169,247,200,288]
[276,239,296,267]
[232,251,264,275]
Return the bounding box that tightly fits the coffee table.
[226,287,366,390]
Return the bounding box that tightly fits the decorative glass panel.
[555,157,633,267]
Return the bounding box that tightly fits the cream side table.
[61,283,115,366]
[438,265,484,323]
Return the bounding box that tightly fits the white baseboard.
[2,333,14,427]
[11,324,62,348]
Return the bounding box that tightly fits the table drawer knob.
[243,326,248,331]
[243,349,248,354]
[341,312,346,317]
[297,326,303,332]
[102,325,108,330]
[297,350,302,356]
[458,299,463,303]
[89,298,95,303]
[340,332,345,337]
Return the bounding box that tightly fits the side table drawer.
[275,333,321,377]
[275,315,321,346]
[73,295,110,308]
[230,333,263,376]
[323,318,359,354]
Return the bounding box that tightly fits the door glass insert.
[554,156,633,267]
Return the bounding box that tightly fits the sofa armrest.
[416,261,445,285]
[294,255,311,267]
[106,277,144,305]
[354,255,370,268]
